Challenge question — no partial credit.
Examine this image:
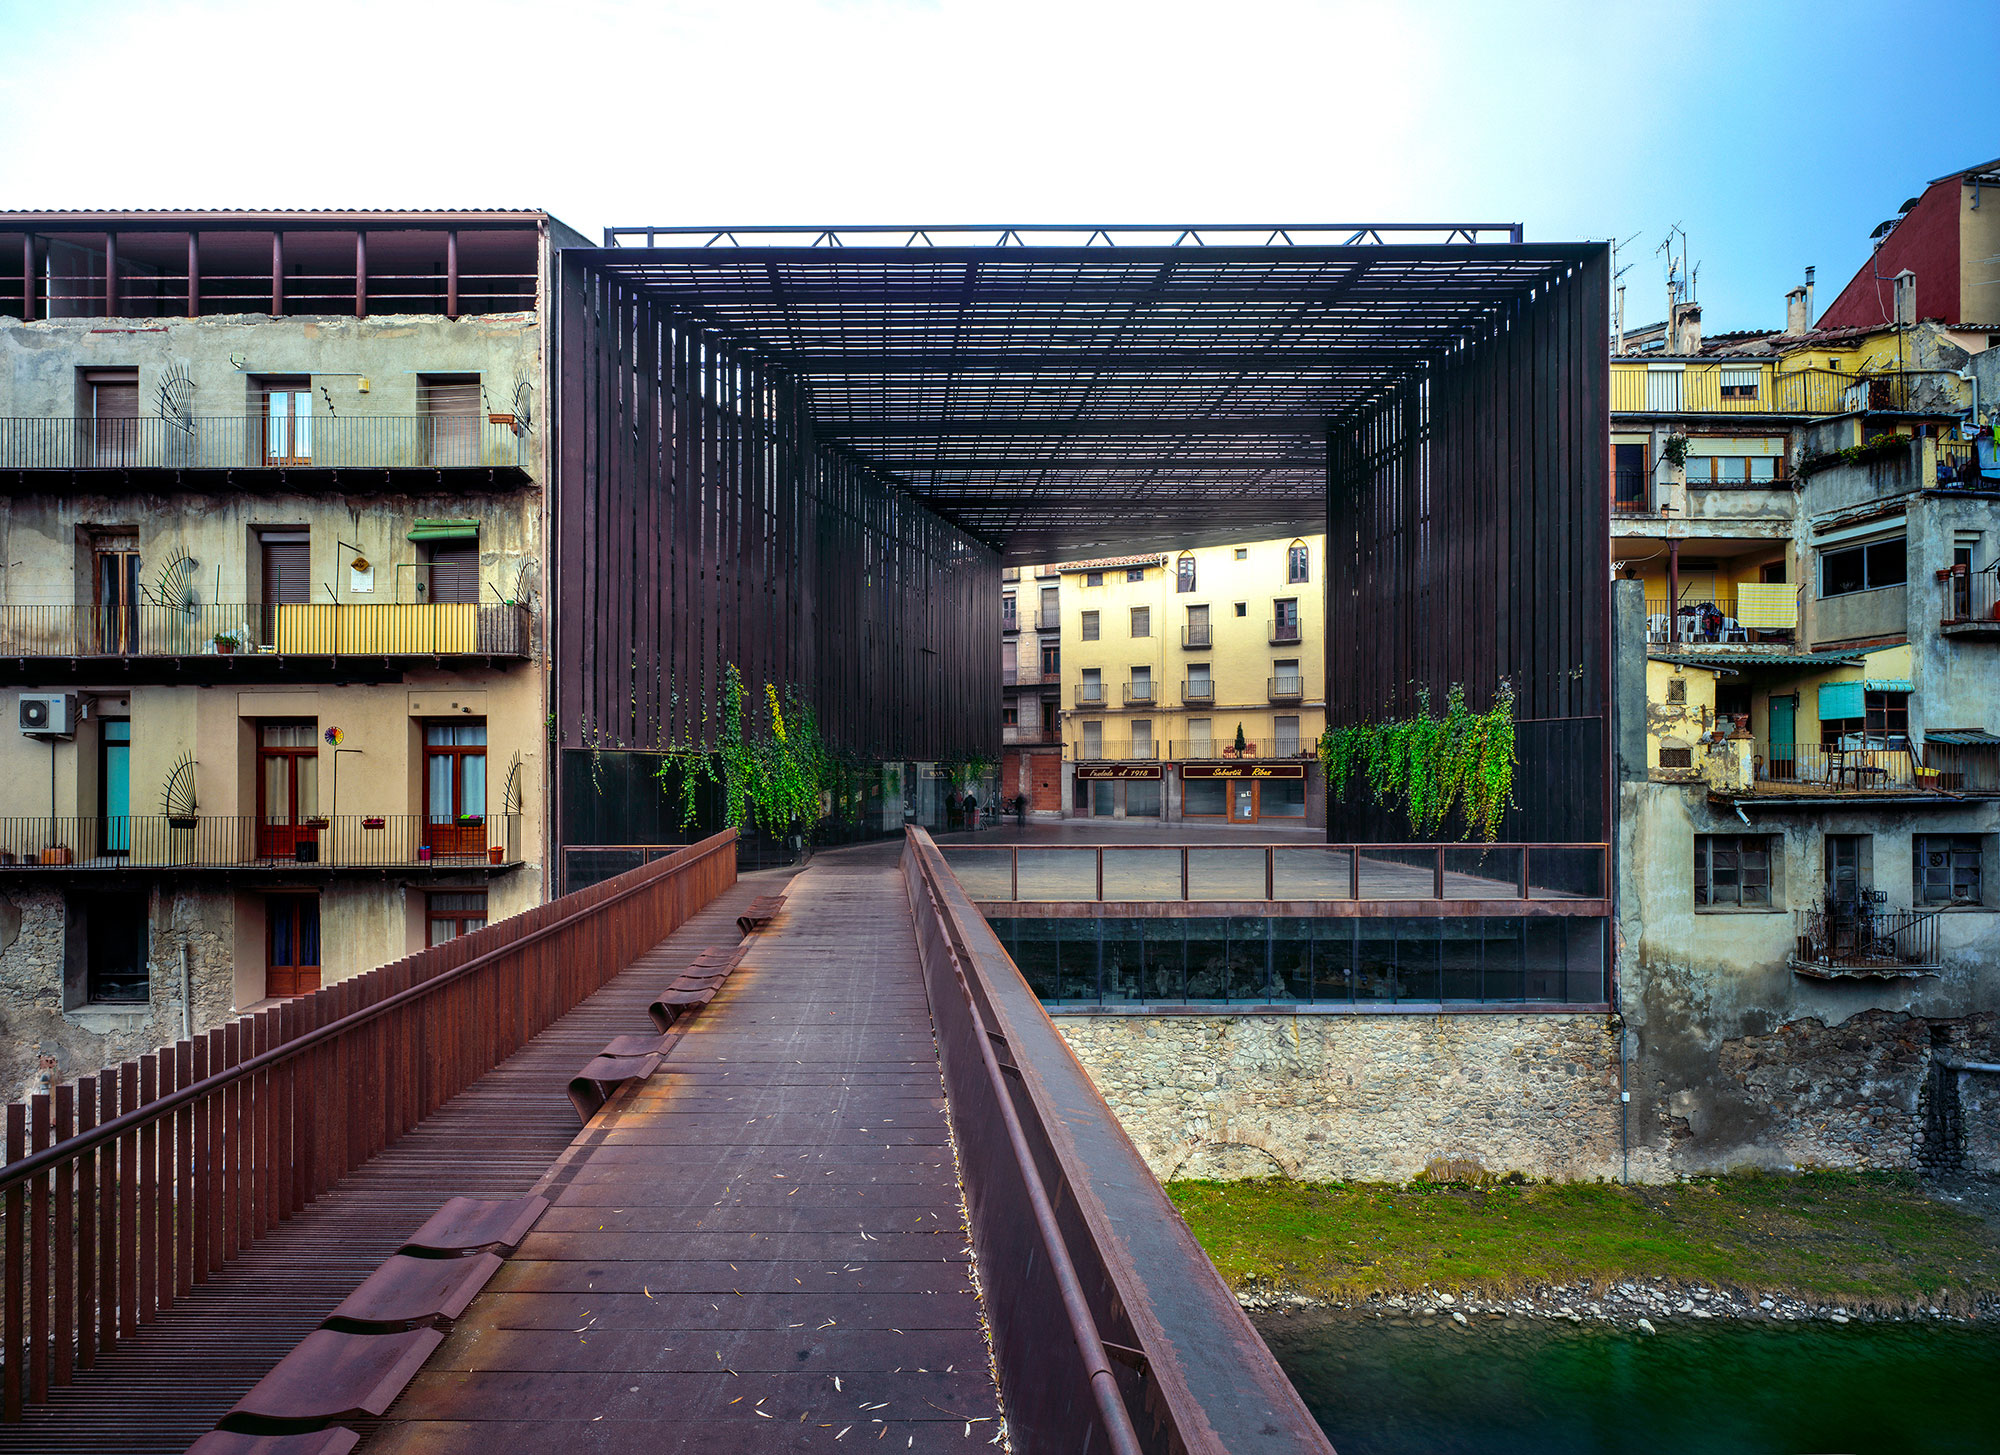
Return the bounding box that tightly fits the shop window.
[1694,834,1774,908]
[1184,777,1228,815]
[1127,779,1162,817]
[1913,835,1982,906]
[1263,779,1307,818]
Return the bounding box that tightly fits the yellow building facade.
[1057,535,1326,824]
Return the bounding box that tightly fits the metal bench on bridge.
[736,892,787,933]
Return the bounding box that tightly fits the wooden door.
[260,382,311,465]
[258,722,319,858]
[424,720,487,857]
[266,894,321,997]
[94,547,140,653]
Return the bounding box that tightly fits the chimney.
[1805,265,1815,326]
[1670,301,1703,355]
[1785,286,1809,336]
[1893,269,1918,328]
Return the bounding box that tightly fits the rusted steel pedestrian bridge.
[0,832,1330,1453]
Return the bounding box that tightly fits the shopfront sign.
[1074,763,1164,780]
[1181,761,1306,779]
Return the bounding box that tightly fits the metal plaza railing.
[0,415,527,472]
[0,815,524,870]
[943,841,1609,904]
[0,602,530,660]
[0,829,738,1422]
[902,829,1331,1454]
[1751,742,1921,792]
[1791,904,1943,976]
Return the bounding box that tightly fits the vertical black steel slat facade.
[551,252,999,845]
[1325,249,1610,846]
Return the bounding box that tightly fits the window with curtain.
[427,890,489,945]
[425,721,487,822]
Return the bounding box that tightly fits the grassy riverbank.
[1168,1171,2000,1309]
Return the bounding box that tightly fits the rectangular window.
[1002,639,1017,675]
[1126,567,1145,583]
[1002,594,1016,628]
[1177,555,1196,593]
[1130,606,1150,638]
[1184,603,1210,647]
[1085,571,1103,588]
[1233,548,1247,560]
[1129,666,1152,702]
[1131,720,1152,758]
[261,530,311,606]
[1187,717,1212,756]
[1719,367,1760,399]
[80,890,149,1004]
[1913,835,1982,906]
[427,890,489,946]
[1079,667,1102,705]
[1864,691,1909,746]
[1081,720,1103,759]
[1826,834,1869,903]
[1234,602,1248,617]
[1272,598,1300,641]
[1040,586,1058,626]
[93,539,141,654]
[1040,643,1059,676]
[1288,542,1309,584]
[83,368,139,468]
[1694,834,1773,908]
[1263,779,1307,818]
[255,376,312,465]
[1275,715,1301,756]
[1820,537,1906,597]
[1126,779,1162,817]
[1081,610,1100,641]
[1002,704,1018,726]
[257,721,320,860]
[1186,663,1212,697]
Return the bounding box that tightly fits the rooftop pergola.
[575,225,1601,560]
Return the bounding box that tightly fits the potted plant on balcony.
[456,813,484,828]
[488,844,505,864]
[211,629,241,655]
[39,843,73,866]
[303,814,330,830]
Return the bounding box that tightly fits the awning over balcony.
[408,518,480,542]
[1863,677,1914,693]
[1925,728,2000,746]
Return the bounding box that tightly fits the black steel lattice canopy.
[577,233,1595,560]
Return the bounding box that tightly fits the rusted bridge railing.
[902,828,1332,1455]
[0,828,737,1422]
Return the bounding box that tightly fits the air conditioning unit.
[19,694,79,738]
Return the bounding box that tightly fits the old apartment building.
[0,210,574,1095]
[1610,266,2000,1168]
[999,561,1064,817]
[1055,536,1327,824]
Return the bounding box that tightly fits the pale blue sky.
[1,0,1993,331]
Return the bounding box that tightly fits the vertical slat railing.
[0,826,737,1419]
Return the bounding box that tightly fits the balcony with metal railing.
[1749,741,1929,795]
[1942,564,2000,636]
[1609,363,1937,417]
[1644,589,1798,651]
[0,414,529,485]
[1268,618,1301,646]
[1123,681,1156,705]
[1072,737,1159,762]
[0,601,531,682]
[0,814,524,872]
[1182,678,1214,704]
[1268,674,1306,701]
[1611,468,1651,515]
[1035,608,1062,631]
[1073,682,1107,707]
[1790,903,1943,977]
[1181,622,1211,649]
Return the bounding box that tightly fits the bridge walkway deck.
[362,850,1004,1453]
[0,871,789,1455]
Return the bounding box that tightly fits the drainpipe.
[180,943,193,1041]
[1667,540,1681,644]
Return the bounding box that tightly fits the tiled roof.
[1056,554,1168,573]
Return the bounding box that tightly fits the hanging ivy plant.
[1318,680,1516,841]
[655,665,838,837]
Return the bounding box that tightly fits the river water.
[1257,1311,2000,1455]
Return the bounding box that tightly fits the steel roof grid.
[566,237,1590,557]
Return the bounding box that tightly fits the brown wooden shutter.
[427,542,479,603]
[262,539,311,605]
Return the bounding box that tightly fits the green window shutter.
[1818,680,1865,720]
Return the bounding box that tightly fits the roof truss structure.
[578,228,1597,560]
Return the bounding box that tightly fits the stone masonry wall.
[1054,1012,1627,1183]
[0,886,237,1103]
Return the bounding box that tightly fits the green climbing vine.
[1317,681,1517,841]
[654,664,836,837]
